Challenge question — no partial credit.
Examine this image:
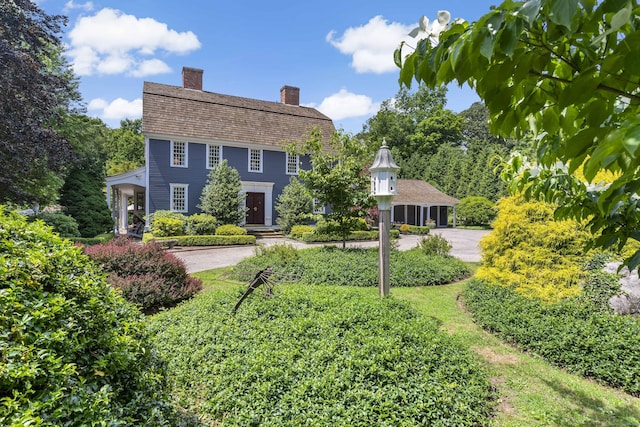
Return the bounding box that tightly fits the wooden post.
[379,208,391,297]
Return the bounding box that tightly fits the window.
[286,152,299,175]
[171,141,188,167]
[249,148,262,173]
[207,144,222,169]
[170,184,188,212]
[313,198,325,214]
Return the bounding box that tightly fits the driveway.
[170,228,490,274]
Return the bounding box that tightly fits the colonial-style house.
[107,67,335,233]
[106,67,459,234]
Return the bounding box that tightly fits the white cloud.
[327,16,413,74]
[307,89,380,121]
[88,97,142,122]
[63,1,94,13]
[68,8,201,77]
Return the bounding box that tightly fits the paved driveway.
[170,228,490,273]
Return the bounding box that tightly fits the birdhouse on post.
[369,139,399,210]
[369,139,400,297]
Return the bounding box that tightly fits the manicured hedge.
[231,246,469,287]
[464,279,640,395]
[143,234,256,246]
[299,229,400,243]
[173,234,255,246]
[147,285,493,426]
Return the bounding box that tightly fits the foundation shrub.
[148,285,493,425]
[84,237,202,313]
[464,278,640,395]
[407,225,431,234]
[185,213,218,235]
[151,217,184,237]
[215,224,247,236]
[476,196,590,302]
[290,224,314,238]
[0,209,191,426]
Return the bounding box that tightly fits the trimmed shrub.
[0,208,189,426]
[185,213,218,235]
[418,234,452,256]
[476,196,590,302]
[148,285,493,425]
[151,217,184,237]
[299,230,399,243]
[464,279,640,395]
[408,225,431,234]
[215,224,247,236]
[173,235,255,246]
[33,211,80,237]
[456,196,497,226]
[399,223,410,233]
[290,224,314,238]
[84,237,202,313]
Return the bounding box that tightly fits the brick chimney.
[182,67,203,90]
[280,85,300,106]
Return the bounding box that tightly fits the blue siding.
[147,138,309,223]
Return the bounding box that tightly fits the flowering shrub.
[84,237,202,313]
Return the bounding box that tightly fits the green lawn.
[394,282,640,426]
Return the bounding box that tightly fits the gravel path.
[170,228,490,273]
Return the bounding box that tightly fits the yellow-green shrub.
[399,223,410,233]
[290,224,314,238]
[215,224,247,236]
[476,196,590,302]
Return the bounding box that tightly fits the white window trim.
[248,148,263,173]
[206,144,223,169]
[170,183,189,213]
[313,198,325,214]
[286,152,299,175]
[170,141,188,168]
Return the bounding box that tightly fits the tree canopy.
[397,0,640,269]
[288,129,375,248]
[1,0,80,205]
[104,119,145,176]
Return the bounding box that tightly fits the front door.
[246,192,265,225]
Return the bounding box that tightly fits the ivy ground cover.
[231,245,469,287]
[148,285,493,426]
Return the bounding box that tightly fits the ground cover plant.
[394,282,640,426]
[147,284,493,426]
[230,244,469,287]
[463,278,640,396]
[0,209,192,426]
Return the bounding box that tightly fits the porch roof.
[106,166,146,188]
[393,179,459,207]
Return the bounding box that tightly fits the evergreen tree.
[199,159,245,225]
[275,177,313,234]
[60,168,113,237]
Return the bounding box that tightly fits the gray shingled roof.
[142,82,335,148]
[393,179,459,206]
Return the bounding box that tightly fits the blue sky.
[39,0,501,134]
